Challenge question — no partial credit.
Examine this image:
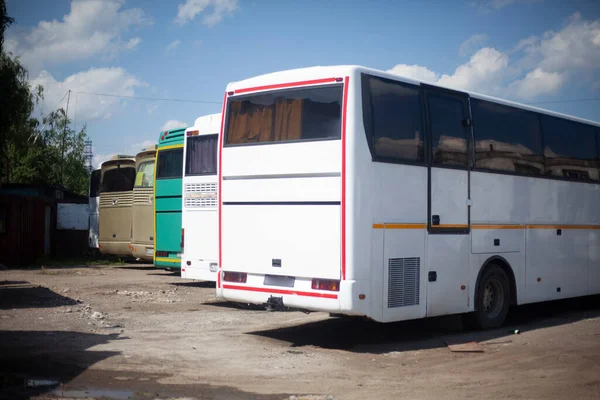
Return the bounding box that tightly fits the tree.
[1,0,89,195]
[0,0,14,53]
[9,109,90,196]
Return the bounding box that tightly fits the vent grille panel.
[185,183,217,208]
[100,192,133,207]
[133,188,154,205]
[387,257,420,308]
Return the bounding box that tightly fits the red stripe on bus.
[222,284,339,299]
[234,78,339,95]
[341,76,349,281]
[217,92,227,289]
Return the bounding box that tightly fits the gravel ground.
[1,264,599,400]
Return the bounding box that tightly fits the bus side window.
[362,74,424,163]
[541,116,599,182]
[471,99,543,176]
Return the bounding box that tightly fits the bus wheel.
[468,265,510,329]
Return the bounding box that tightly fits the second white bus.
[181,113,222,281]
[216,65,600,329]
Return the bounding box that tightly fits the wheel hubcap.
[482,278,504,319]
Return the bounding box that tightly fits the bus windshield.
[185,134,218,176]
[101,167,135,193]
[157,149,183,179]
[89,169,101,198]
[225,85,343,146]
[135,160,155,188]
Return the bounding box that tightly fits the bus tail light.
[181,228,185,250]
[187,130,199,136]
[311,279,340,292]
[223,272,247,283]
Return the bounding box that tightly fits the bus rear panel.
[131,148,156,261]
[216,77,358,313]
[99,156,136,257]
[181,114,221,281]
[154,128,185,269]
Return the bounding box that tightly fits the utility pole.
[60,90,71,187]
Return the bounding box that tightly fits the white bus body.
[216,65,600,328]
[181,113,222,281]
[88,168,101,249]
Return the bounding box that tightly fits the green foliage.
[8,109,90,196]
[0,0,15,53]
[0,1,89,195]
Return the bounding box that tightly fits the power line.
[524,97,600,105]
[76,91,222,105]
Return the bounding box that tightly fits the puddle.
[53,387,134,399]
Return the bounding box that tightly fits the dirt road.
[1,264,599,399]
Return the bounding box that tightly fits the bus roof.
[186,113,222,136]
[101,155,135,169]
[226,65,600,129]
[158,127,186,147]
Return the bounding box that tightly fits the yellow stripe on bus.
[157,144,184,151]
[155,257,181,263]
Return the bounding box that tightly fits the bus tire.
[468,265,510,329]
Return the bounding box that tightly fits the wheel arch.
[474,256,518,308]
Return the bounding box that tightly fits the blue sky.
[5,0,600,167]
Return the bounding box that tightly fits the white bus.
[181,113,222,281]
[88,168,101,250]
[215,65,600,329]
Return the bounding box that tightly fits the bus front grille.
[388,257,420,308]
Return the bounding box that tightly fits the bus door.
[422,85,472,317]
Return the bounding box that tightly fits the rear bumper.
[99,241,131,258]
[217,275,370,316]
[131,243,153,261]
[181,259,218,282]
[154,253,181,269]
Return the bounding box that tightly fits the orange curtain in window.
[227,102,274,144]
[273,99,303,141]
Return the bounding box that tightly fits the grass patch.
[35,255,127,269]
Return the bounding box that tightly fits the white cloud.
[6,0,150,73]
[166,40,181,51]
[437,47,510,93]
[175,0,238,27]
[161,120,189,131]
[469,0,542,12]
[126,37,142,49]
[534,13,600,72]
[31,67,147,121]
[386,13,600,101]
[459,34,488,57]
[508,68,565,99]
[386,64,439,82]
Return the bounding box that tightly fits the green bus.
[154,127,186,270]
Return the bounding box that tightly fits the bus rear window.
[157,148,183,179]
[185,134,218,175]
[225,85,343,145]
[101,167,136,193]
[89,169,101,198]
[135,160,155,188]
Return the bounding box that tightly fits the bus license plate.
[146,249,153,257]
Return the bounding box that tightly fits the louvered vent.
[387,257,420,308]
[133,188,153,205]
[184,183,217,208]
[99,192,133,207]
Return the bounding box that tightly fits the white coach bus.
[216,65,600,329]
[181,113,222,281]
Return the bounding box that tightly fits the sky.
[5,0,600,168]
